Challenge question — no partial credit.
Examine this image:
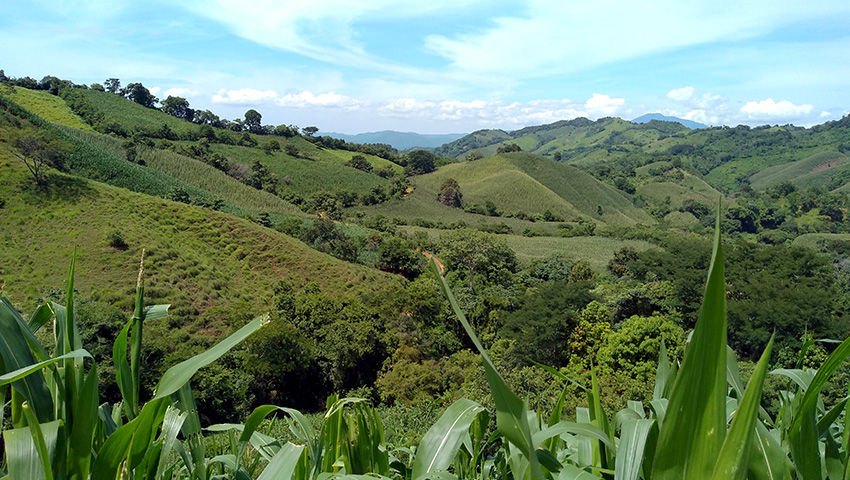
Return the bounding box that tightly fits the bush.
[106,229,128,250]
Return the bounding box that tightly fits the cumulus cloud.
[164,87,199,98]
[374,94,627,129]
[278,91,359,109]
[212,88,279,104]
[740,98,814,120]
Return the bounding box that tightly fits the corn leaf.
[413,398,485,480]
[0,296,53,423]
[559,464,603,480]
[0,349,91,386]
[67,364,99,480]
[156,406,188,479]
[614,419,654,480]
[651,209,727,479]
[4,420,61,480]
[257,442,305,480]
[91,397,170,480]
[431,260,544,480]
[712,335,774,480]
[746,421,791,480]
[153,313,268,399]
[26,304,52,335]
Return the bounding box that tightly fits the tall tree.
[161,95,194,121]
[104,78,121,94]
[124,83,158,108]
[438,229,517,290]
[12,130,67,187]
[244,109,263,134]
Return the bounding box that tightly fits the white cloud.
[164,87,199,98]
[666,87,696,102]
[278,91,360,109]
[149,86,161,96]
[740,98,814,120]
[374,94,627,128]
[212,88,279,104]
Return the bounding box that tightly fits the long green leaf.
[0,296,53,423]
[256,443,305,480]
[651,206,727,479]
[789,334,850,478]
[91,397,170,480]
[153,313,268,399]
[412,398,485,480]
[559,464,603,480]
[0,349,91,385]
[532,422,615,451]
[431,260,544,480]
[4,420,61,480]
[113,318,135,419]
[712,335,774,480]
[614,419,654,480]
[67,363,99,480]
[156,406,188,479]
[747,421,791,480]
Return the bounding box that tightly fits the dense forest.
[3,72,850,479]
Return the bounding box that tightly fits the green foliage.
[438,177,463,207]
[438,229,517,290]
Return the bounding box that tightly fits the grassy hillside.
[636,171,722,209]
[0,145,401,328]
[65,128,306,216]
[749,151,850,191]
[2,85,92,130]
[412,153,652,225]
[399,226,656,271]
[436,116,850,192]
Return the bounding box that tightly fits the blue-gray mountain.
[323,130,466,151]
[631,113,707,129]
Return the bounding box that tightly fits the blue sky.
[2,0,849,134]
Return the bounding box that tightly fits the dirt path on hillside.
[421,250,445,274]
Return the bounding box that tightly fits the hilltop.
[324,130,466,150]
[631,113,707,129]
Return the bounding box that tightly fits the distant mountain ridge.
[631,113,707,129]
[323,130,466,151]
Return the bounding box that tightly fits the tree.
[244,109,263,134]
[496,143,522,154]
[553,151,562,161]
[302,126,319,137]
[405,150,437,175]
[345,154,372,172]
[438,229,517,290]
[465,151,484,161]
[378,236,422,279]
[438,178,463,207]
[104,78,121,94]
[124,83,158,108]
[162,96,194,121]
[12,130,67,187]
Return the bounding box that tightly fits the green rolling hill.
[367,152,653,226]
[749,151,850,191]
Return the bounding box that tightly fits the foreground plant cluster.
[3,218,850,480]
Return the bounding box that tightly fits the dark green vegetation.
[4,72,850,479]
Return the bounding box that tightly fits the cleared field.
[3,85,93,130]
[750,151,850,191]
[410,153,653,225]
[636,173,721,209]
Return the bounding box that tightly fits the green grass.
[71,88,203,137]
[65,129,306,216]
[749,151,850,191]
[399,226,657,271]
[208,143,389,196]
[412,153,652,225]
[1,85,93,131]
[0,148,402,330]
[636,172,721,209]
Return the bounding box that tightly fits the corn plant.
[0,252,267,479]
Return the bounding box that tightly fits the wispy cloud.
[740,99,814,121]
[212,88,280,104]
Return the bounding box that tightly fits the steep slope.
[632,113,707,129]
[434,117,689,161]
[749,151,850,191]
[0,143,402,325]
[409,153,653,225]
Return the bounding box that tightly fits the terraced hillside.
[411,153,653,225]
[435,116,850,192]
[750,151,850,191]
[366,153,654,231]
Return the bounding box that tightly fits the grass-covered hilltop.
[4,72,850,479]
